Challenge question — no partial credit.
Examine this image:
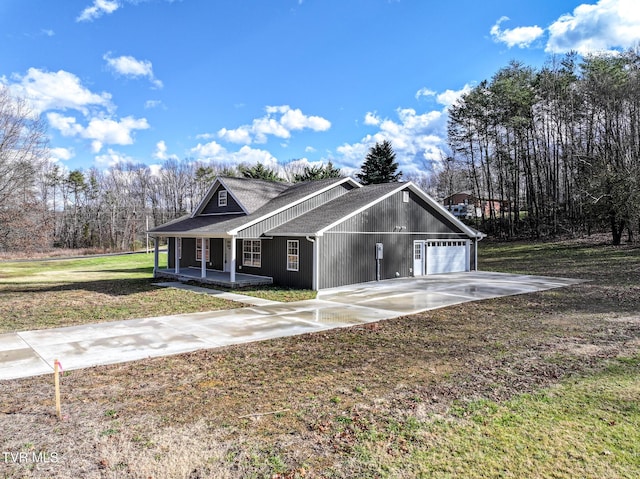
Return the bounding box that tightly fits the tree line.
[0,87,350,254]
[3,48,637,254]
[446,49,640,244]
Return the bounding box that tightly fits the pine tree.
[238,163,282,181]
[356,140,402,185]
[293,161,342,182]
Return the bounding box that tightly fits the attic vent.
[218,190,228,207]
[402,191,409,203]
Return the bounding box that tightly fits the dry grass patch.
[1,239,639,478]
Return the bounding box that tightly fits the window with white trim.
[402,191,409,203]
[196,238,210,262]
[286,240,299,271]
[243,239,261,267]
[218,190,228,207]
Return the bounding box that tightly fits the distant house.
[149,177,485,290]
[443,191,506,219]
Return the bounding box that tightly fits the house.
[443,191,507,218]
[148,176,485,290]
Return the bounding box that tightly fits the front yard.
[1,239,639,478]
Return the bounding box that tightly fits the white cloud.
[47,112,149,153]
[84,116,149,151]
[280,107,331,132]
[47,113,83,137]
[7,68,112,115]
[190,140,227,159]
[190,141,279,168]
[364,112,381,126]
[144,99,164,109]
[104,53,163,88]
[94,148,134,168]
[490,16,544,48]
[336,106,446,174]
[153,140,178,161]
[415,87,436,100]
[436,84,473,107]
[48,147,75,162]
[305,146,317,153]
[77,0,120,22]
[218,127,252,145]
[546,0,640,54]
[217,105,331,145]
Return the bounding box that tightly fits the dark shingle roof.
[218,177,291,213]
[150,177,351,236]
[266,182,404,236]
[149,213,246,235]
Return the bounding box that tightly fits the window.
[218,190,228,207]
[402,191,409,203]
[287,240,299,271]
[196,238,210,262]
[243,239,261,267]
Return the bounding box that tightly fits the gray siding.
[318,233,416,289]
[317,189,473,289]
[328,189,466,235]
[201,185,244,215]
[237,183,354,238]
[236,237,313,289]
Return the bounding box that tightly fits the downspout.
[306,236,318,291]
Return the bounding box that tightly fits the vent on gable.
[218,190,228,207]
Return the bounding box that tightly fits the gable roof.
[149,176,358,237]
[267,182,484,238]
[192,176,291,217]
[266,183,402,236]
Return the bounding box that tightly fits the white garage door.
[427,240,468,274]
[413,240,469,275]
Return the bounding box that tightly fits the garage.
[413,240,469,276]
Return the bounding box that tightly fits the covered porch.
[154,267,273,288]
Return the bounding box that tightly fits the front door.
[413,240,425,276]
[223,239,232,272]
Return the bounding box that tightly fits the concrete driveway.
[0,271,582,380]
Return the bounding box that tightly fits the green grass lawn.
[0,253,312,333]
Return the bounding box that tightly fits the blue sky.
[1,0,638,177]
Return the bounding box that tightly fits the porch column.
[174,237,180,274]
[201,238,207,279]
[230,236,236,283]
[153,237,159,276]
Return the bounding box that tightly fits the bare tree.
[0,86,50,251]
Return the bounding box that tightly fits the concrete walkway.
[0,271,583,380]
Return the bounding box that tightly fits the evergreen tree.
[238,163,282,181]
[356,140,402,185]
[293,161,342,182]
